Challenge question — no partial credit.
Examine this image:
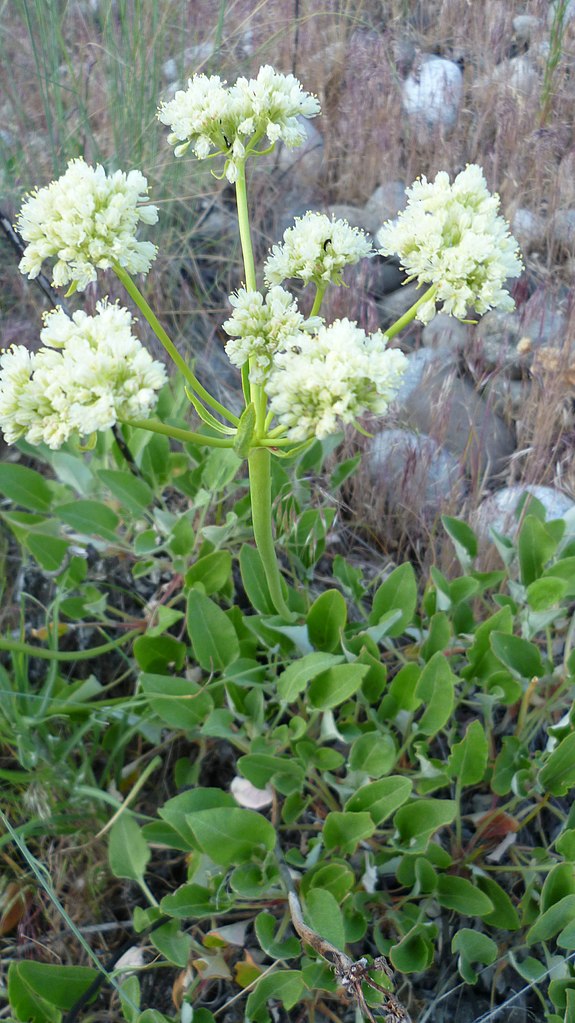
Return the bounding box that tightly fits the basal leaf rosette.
[157,65,320,182]
[377,164,523,324]
[17,158,158,291]
[265,318,407,441]
[0,301,166,449]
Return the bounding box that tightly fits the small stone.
[364,181,407,234]
[421,313,468,353]
[550,208,575,250]
[402,55,463,131]
[325,203,372,233]
[377,281,421,328]
[363,257,406,299]
[367,428,463,515]
[276,117,324,190]
[474,485,575,539]
[511,207,547,253]
[513,14,542,43]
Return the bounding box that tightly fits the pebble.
[474,485,575,539]
[402,55,463,131]
[421,313,468,353]
[367,428,463,515]
[363,181,408,235]
[276,118,324,190]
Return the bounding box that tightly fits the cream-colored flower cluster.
[377,164,522,324]
[222,286,321,383]
[264,212,373,287]
[0,302,166,449]
[17,158,158,291]
[265,319,407,441]
[157,65,320,182]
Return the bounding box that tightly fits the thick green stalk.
[248,447,293,619]
[309,281,327,317]
[235,162,257,292]
[121,418,234,448]
[384,283,438,341]
[114,263,239,426]
[0,629,141,661]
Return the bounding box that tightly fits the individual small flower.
[222,285,321,383]
[264,212,373,287]
[265,318,407,441]
[157,65,320,182]
[17,158,158,291]
[377,163,523,324]
[0,301,166,449]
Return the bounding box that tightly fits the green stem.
[0,629,141,662]
[113,263,239,426]
[309,281,327,318]
[121,418,235,448]
[248,447,293,619]
[384,283,438,341]
[235,159,257,406]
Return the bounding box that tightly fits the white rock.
[230,776,273,809]
[402,56,463,131]
[512,14,542,43]
[276,118,324,190]
[364,181,407,235]
[474,485,575,539]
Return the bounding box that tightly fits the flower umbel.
[158,65,320,182]
[266,319,407,441]
[17,158,158,291]
[0,301,166,449]
[264,212,373,287]
[222,286,321,383]
[377,164,523,324]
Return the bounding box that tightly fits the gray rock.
[393,352,515,480]
[367,428,463,515]
[474,485,575,539]
[421,313,468,353]
[377,281,421,328]
[402,55,463,131]
[471,290,569,376]
[325,203,372,233]
[511,207,547,253]
[548,0,575,27]
[488,55,539,95]
[276,118,324,190]
[513,14,542,43]
[392,348,444,404]
[364,181,407,235]
[363,257,405,299]
[550,208,575,250]
[482,377,531,424]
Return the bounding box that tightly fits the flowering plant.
[2,66,522,620]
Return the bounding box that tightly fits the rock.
[367,428,463,515]
[482,377,531,424]
[364,181,407,235]
[421,313,468,353]
[550,208,575,250]
[363,257,406,299]
[276,117,324,190]
[162,42,214,82]
[393,351,516,480]
[377,281,421,327]
[548,0,575,28]
[193,200,238,241]
[512,14,542,43]
[325,203,373,233]
[471,289,569,376]
[392,348,444,404]
[490,55,539,95]
[556,151,575,206]
[402,55,463,131]
[511,207,547,253]
[474,485,575,539]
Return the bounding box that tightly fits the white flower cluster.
[222,286,321,383]
[265,212,373,287]
[157,65,320,182]
[0,302,166,449]
[17,158,158,291]
[265,319,407,441]
[377,164,523,324]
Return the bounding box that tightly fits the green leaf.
[463,605,513,680]
[541,863,575,913]
[8,963,98,1023]
[108,815,150,883]
[415,652,455,736]
[349,731,397,777]
[304,889,345,951]
[140,674,213,729]
[159,788,235,847]
[526,576,568,611]
[54,500,120,542]
[98,469,153,514]
[345,777,412,824]
[184,808,276,866]
[452,929,497,984]
[255,913,301,959]
[527,895,575,944]
[301,863,355,901]
[239,545,276,614]
[394,799,457,852]
[544,558,575,597]
[518,515,558,586]
[150,920,193,967]
[436,876,494,916]
[379,663,421,718]
[390,924,435,973]
[475,875,519,930]
[0,463,54,512]
[369,563,417,637]
[539,732,575,796]
[442,515,478,568]
[186,590,240,671]
[490,632,544,679]
[160,883,231,919]
[245,971,304,1023]
[308,663,369,709]
[277,652,344,702]
[447,720,489,785]
[26,534,70,573]
[307,589,347,652]
[186,551,233,596]
[233,402,256,458]
[238,753,304,792]
[323,811,376,853]
[133,635,186,673]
